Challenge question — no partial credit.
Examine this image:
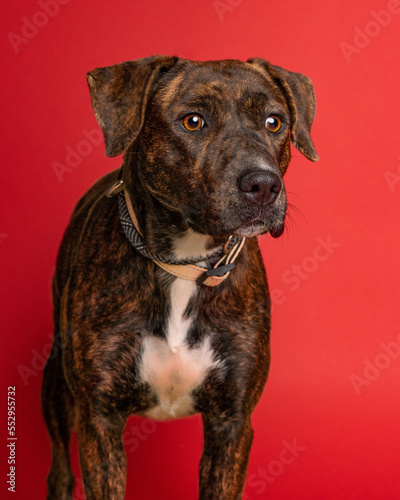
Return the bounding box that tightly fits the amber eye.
[265,115,282,133]
[182,114,204,131]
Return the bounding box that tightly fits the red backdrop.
[1,0,400,498]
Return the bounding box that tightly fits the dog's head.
[87,56,318,239]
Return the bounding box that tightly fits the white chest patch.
[166,278,196,352]
[140,278,219,420]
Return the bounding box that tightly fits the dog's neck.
[121,159,224,265]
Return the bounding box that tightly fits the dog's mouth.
[230,196,287,238]
[185,203,286,240]
[232,215,285,239]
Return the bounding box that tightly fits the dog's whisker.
[287,203,307,222]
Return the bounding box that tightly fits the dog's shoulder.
[71,169,120,220]
[54,169,120,299]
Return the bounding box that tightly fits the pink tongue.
[270,225,284,238]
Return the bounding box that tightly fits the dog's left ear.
[247,58,319,162]
[87,56,179,157]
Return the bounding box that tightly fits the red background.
[1,0,400,498]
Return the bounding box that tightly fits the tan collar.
[106,179,246,287]
[154,238,246,286]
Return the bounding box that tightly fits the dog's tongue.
[270,225,284,238]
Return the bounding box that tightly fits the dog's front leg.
[77,411,127,500]
[199,414,253,500]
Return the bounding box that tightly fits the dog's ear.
[87,56,179,157]
[247,58,319,162]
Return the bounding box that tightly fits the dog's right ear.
[87,56,179,157]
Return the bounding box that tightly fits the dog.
[42,55,318,499]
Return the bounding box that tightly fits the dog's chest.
[140,278,219,420]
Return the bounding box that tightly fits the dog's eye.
[182,114,204,131]
[265,115,282,133]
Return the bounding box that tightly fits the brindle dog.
[42,56,318,499]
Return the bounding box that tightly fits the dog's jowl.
[41,56,318,499]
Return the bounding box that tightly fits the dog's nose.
[238,171,282,206]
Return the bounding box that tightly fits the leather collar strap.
[106,180,245,287]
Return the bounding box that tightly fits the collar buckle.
[196,262,236,286]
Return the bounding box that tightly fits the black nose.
[238,170,282,206]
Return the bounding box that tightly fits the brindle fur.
[42,56,317,499]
